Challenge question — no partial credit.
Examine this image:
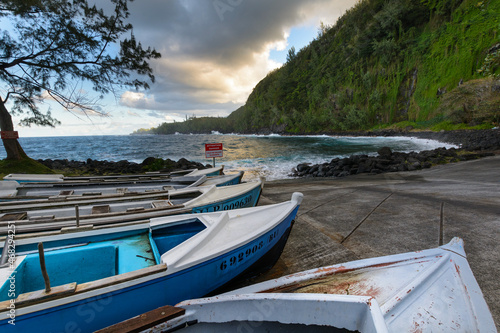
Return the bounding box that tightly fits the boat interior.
[0,190,204,221]
[0,218,207,302]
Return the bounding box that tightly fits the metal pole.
[75,205,80,227]
[213,157,215,167]
[0,238,9,267]
[438,202,444,246]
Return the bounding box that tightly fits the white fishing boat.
[1,166,224,183]
[121,237,495,333]
[0,180,263,235]
[0,193,303,332]
[0,173,244,210]
[0,176,205,198]
[0,170,239,200]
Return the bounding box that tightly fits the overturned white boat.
[122,237,496,333]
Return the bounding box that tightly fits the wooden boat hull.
[0,194,302,332]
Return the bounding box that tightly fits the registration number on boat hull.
[216,227,281,275]
[191,188,259,213]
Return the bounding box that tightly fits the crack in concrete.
[341,192,394,244]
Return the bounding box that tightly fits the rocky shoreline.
[291,128,500,178]
[292,147,495,178]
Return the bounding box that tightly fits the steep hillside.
[139,0,499,135]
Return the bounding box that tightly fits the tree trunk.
[0,97,28,160]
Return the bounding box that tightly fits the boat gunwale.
[157,293,388,333]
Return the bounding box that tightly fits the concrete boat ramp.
[252,154,500,330]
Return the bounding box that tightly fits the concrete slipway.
[240,154,499,330]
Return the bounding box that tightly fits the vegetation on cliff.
[136,0,499,135]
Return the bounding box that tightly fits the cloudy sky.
[14,0,357,137]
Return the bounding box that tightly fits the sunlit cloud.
[18,0,359,136]
[127,110,141,117]
[119,91,156,109]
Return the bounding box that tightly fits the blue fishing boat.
[0,192,303,332]
[0,179,263,235]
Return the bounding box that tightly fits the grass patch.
[0,158,55,179]
[372,118,494,132]
[430,121,494,131]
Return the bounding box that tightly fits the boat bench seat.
[92,205,110,214]
[126,207,145,212]
[151,200,173,208]
[83,192,102,196]
[29,215,55,221]
[59,190,74,195]
[0,212,28,221]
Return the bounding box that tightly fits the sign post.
[205,143,223,167]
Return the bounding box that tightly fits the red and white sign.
[1,131,19,139]
[205,143,223,158]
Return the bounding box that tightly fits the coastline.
[34,128,499,178]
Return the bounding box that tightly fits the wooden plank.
[95,305,186,333]
[0,283,77,311]
[59,190,74,196]
[126,207,145,212]
[29,215,55,221]
[75,263,167,294]
[151,200,173,208]
[92,205,110,215]
[0,264,168,312]
[0,212,27,221]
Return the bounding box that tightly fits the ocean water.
[1,134,457,181]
